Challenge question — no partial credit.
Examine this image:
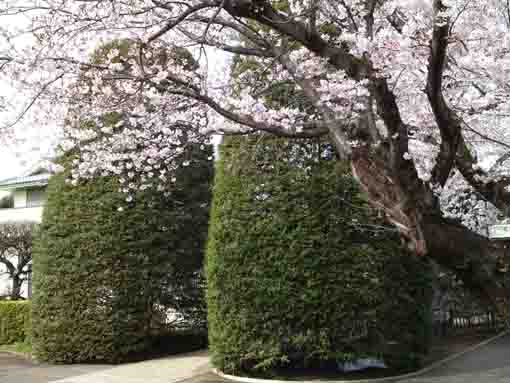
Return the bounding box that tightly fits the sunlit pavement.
[0,352,112,383]
[408,334,510,382]
[52,350,211,383]
[2,338,510,383]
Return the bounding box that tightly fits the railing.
[433,309,501,336]
[449,311,499,331]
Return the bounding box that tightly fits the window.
[26,188,46,208]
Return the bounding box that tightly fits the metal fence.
[449,311,500,331]
[433,309,501,336]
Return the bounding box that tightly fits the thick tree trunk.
[350,146,436,256]
[422,215,510,322]
[350,148,510,324]
[11,275,23,300]
[221,0,510,326]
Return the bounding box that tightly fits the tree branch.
[0,256,15,277]
[456,135,510,216]
[147,1,219,42]
[157,84,331,138]
[427,0,462,187]
[224,0,411,164]
[3,73,65,130]
[177,28,275,57]
[422,213,510,313]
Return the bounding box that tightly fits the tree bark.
[422,215,510,325]
[11,275,23,300]
[350,146,436,256]
[222,0,510,323]
[350,147,510,324]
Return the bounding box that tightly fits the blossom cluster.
[1,0,510,225]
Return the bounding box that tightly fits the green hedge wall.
[32,146,213,363]
[207,137,433,376]
[0,301,31,345]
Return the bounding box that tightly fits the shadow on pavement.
[0,352,113,383]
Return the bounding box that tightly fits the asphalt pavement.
[2,336,510,383]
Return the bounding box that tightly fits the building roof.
[0,173,51,190]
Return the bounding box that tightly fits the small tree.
[0,223,37,300]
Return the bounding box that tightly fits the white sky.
[0,150,23,179]
[0,12,53,180]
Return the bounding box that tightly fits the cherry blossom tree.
[2,0,510,318]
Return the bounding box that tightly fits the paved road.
[421,333,510,377]
[0,352,112,383]
[407,333,510,383]
[52,350,211,383]
[2,336,510,383]
[0,350,211,383]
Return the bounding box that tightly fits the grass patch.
[0,341,32,356]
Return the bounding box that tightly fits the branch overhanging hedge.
[206,136,433,376]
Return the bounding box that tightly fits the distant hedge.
[0,301,31,345]
[207,137,433,376]
[32,145,213,363]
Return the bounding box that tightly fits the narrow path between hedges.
[2,337,510,383]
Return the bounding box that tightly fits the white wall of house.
[0,274,11,297]
[0,206,43,224]
[13,189,27,208]
[0,187,45,223]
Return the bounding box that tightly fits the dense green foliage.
[0,301,31,345]
[207,137,433,376]
[32,146,213,363]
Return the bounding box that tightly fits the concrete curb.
[213,330,509,383]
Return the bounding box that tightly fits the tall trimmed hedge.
[207,137,433,376]
[32,146,213,363]
[0,301,31,345]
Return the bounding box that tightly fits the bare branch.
[201,0,227,41]
[3,73,65,130]
[147,1,219,43]
[176,28,275,57]
[338,0,359,32]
